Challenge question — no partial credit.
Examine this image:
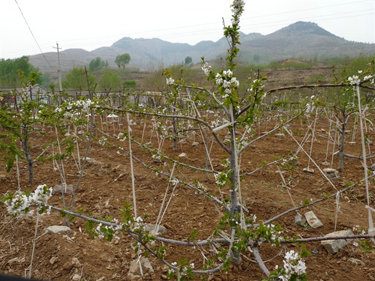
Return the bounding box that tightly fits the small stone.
[161,274,168,280]
[85,157,102,165]
[72,274,81,281]
[275,133,285,138]
[348,257,365,266]
[72,257,81,267]
[49,256,58,265]
[46,225,72,235]
[7,257,25,265]
[62,261,72,271]
[323,168,339,179]
[303,167,315,174]
[52,184,73,195]
[321,161,330,166]
[295,212,307,226]
[192,141,199,147]
[304,211,323,228]
[321,229,354,253]
[178,153,187,158]
[144,224,167,235]
[162,265,169,273]
[128,257,154,280]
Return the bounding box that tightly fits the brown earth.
[1,111,375,281]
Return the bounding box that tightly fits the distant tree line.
[62,53,134,93]
[0,56,41,88]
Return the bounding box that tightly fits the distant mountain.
[238,21,375,64]
[29,21,375,72]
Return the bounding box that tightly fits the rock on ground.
[127,257,154,280]
[295,212,307,226]
[52,184,73,195]
[304,211,323,228]
[144,224,167,235]
[321,229,354,253]
[45,225,72,235]
[323,168,339,179]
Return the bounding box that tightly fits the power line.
[14,0,51,67]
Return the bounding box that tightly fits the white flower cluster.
[168,262,195,276]
[215,70,239,98]
[95,218,123,239]
[166,77,175,85]
[210,116,228,128]
[276,250,307,281]
[348,75,360,86]
[363,74,375,84]
[196,182,207,192]
[117,132,127,141]
[214,172,227,187]
[55,99,95,119]
[249,214,257,224]
[107,113,119,118]
[258,223,282,244]
[231,0,245,25]
[169,178,179,186]
[124,216,145,232]
[98,137,107,146]
[202,62,212,76]
[4,184,52,218]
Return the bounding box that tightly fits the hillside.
[238,21,375,64]
[29,21,375,72]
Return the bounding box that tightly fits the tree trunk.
[338,115,346,172]
[22,124,33,184]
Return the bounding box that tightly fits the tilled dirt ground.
[1,113,375,281]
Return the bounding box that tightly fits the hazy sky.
[1,0,374,59]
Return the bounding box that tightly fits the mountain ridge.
[29,21,375,72]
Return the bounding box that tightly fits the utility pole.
[53,42,63,93]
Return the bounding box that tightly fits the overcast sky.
[1,0,374,59]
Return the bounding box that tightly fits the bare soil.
[1,111,375,281]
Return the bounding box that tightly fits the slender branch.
[99,106,231,154]
[101,137,228,211]
[238,110,304,154]
[282,234,375,244]
[252,247,270,277]
[261,173,375,226]
[239,81,373,116]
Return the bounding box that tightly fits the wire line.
[14,0,51,67]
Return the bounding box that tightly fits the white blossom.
[223,69,233,78]
[364,75,373,81]
[231,0,245,24]
[201,62,212,76]
[348,75,360,85]
[231,77,240,88]
[166,77,175,85]
[98,137,107,146]
[223,80,231,89]
[107,113,119,118]
[279,250,307,281]
[216,77,223,86]
[4,184,52,218]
